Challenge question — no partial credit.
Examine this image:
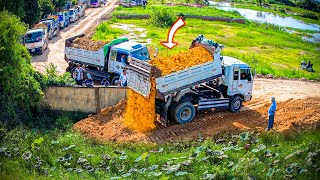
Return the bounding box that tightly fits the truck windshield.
[91,0,98,3]
[25,32,42,43]
[69,10,74,15]
[131,47,150,61]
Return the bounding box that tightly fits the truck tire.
[173,101,195,124]
[229,96,242,112]
[111,76,120,86]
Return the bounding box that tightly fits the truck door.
[114,51,129,75]
[239,69,253,101]
[108,50,117,73]
[232,68,239,91]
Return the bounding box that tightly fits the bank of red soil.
[74,96,320,143]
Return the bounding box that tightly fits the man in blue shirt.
[266,97,276,131]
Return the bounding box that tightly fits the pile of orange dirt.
[124,79,157,132]
[71,37,107,51]
[149,46,213,76]
[32,23,47,29]
[73,97,320,143]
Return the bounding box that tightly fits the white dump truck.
[65,34,150,84]
[24,24,49,54]
[127,35,254,126]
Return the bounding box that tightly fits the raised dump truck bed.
[127,35,254,127]
[65,34,128,67]
[127,45,223,100]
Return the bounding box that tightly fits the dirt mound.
[150,46,213,76]
[71,37,107,51]
[74,97,320,143]
[74,100,149,142]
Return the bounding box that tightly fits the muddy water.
[208,1,320,31]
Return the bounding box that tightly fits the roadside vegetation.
[1,120,319,180]
[0,11,75,127]
[94,4,320,80]
[0,0,75,26]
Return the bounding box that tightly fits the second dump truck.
[65,34,150,84]
[127,35,254,126]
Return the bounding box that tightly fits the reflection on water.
[208,1,232,7]
[208,1,320,31]
[217,6,320,31]
[302,33,320,43]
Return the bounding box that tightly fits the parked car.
[90,0,101,8]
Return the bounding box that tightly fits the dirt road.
[31,1,118,74]
[74,78,320,143]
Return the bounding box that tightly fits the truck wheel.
[229,96,242,112]
[111,76,120,85]
[173,101,195,124]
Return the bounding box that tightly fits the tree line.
[0,0,78,27]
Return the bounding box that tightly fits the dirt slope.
[31,1,118,74]
[74,79,320,143]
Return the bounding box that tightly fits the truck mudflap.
[127,57,154,97]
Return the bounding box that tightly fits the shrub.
[150,7,175,27]
[45,63,75,87]
[0,11,45,126]
[301,13,319,20]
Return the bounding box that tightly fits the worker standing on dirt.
[73,64,85,86]
[266,97,277,131]
[119,69,127,87]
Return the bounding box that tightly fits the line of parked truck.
[23,4,86,55]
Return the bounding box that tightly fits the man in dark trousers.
[266,97,277,131]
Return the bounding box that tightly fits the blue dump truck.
[56,11,70,29]
[40,15,60,40]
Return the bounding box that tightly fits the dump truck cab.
[69,8,78,22]
[221,56,254,102]
[107,41,150,84]
[24,28,48,54]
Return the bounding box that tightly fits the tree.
[0,0,25,20]
[39,0,54,18]
[22,0,41,26]
[0,11,45,126]
[53,0,67,11]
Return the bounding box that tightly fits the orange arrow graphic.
[160,18,186,49]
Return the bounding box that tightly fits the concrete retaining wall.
[45,86,127,113]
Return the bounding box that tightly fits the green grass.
[1,122,319,179]
[113,5,243,18]
[92,22,129,41]
[94,15,320,80]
